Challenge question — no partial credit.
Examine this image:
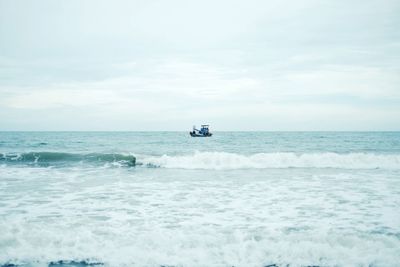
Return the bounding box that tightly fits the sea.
[0,131,399,267]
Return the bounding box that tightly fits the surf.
[140,151,400,170]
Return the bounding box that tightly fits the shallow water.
[1,132,399,267]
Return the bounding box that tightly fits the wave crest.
[141,152,400,170]
[0,152,136,167]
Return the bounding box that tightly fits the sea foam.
[141,151,400,170]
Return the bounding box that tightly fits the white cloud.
[281,65,400,98]
[0,0,399,130]
[1,58,399,130]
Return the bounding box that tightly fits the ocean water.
[0,131,400,267]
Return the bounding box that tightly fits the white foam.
[140,151,400,170]
[1,162,399,267]
[1,221,399,267]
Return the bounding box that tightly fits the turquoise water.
[1,132,400,267]
[2,131,400,155]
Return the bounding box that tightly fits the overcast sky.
[0,0,399,130]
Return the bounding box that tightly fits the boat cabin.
[190,124,212,137]
[200,125,209,135]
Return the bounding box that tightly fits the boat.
[190,125,212,137]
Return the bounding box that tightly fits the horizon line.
[1,130,399,132]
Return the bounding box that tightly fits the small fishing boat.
[190,125,212,137]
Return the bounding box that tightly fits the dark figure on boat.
[190,125,212,137]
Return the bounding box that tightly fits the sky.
[0,0,399,131]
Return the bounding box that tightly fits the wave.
[1,261,103,267]
[140,151,400,170]
[1,260,103,267]
[0,262,316,267]
[2,151,400,170]
[0,152,136,167]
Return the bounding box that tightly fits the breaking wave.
[0,260,102,267]
[140,151,400,170]
[2,151,400,170]
[0,152,136,167]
